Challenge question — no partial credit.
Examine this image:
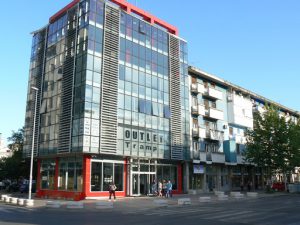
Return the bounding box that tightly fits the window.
[211,101,216,109]
[145,100,152,115]
[139,99,146,113]
[163,105,171,118]
[91,162,102,191]
[152,102,159,116]
[40,160,56,190]
[91,161,124,192]
[58,159,82,191]
[124,95,131,110]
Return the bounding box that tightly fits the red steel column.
[54,158,59,190]
[124,158,128,196]
[83,155,91,197]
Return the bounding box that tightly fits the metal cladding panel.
[99,5,120,154]
[58,8,78,153]
[169,35,183,160]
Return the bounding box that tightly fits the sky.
[0,0,299,142]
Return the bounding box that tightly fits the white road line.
[201,210,253,220]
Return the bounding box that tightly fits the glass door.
[132,173,139,195]
[131,172,156,196]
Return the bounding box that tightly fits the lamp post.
[29,86,38,200]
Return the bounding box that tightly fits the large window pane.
[114,164,124,191]
[67,162,75,191]
[91,162,102,191]
[40,160,56,190]
[103,163,113,191]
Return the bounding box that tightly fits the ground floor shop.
[187,163,262,193]
[36,155,183,200]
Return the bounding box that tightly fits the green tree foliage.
[0,128,33,180]
[244,106,300,180]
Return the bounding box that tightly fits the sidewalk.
[1,190,292,210]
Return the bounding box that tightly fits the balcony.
[211,153,226,163]
[191,104,205,116]
[206,87,223,100]
[191,83,205,94]
[205,108,224,120]
[230,134,247,144]
[208,129,224,141]
[191,83,198,93]
[192,127,206,138]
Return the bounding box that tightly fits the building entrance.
[130,159,156,196]
[132,173,156,196]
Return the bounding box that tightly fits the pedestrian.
[158,181,163,197]
[240,181,244,192]
[152,180,157,195]
[109,182,117,201]
[162,180,167,197]
[166,180,173,198]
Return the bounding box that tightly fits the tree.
[0,128,34,181]
[244,106,300,190]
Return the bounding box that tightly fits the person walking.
[166,180,173,198]
[109,182,117,201]
[152,180,157,196]
[158,181,163,197]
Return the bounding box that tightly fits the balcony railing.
[205,107,224,120]
[211,152,225,163]
[191,83,198,93]
[191,104,205,116]
[192,127,206,138]
[204,87,223,100]
[229,134,246,144]
[207,129,224,141]
[191,83,205,94]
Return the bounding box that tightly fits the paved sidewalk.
[1,190,292,211]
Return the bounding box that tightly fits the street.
[0,194,300,225]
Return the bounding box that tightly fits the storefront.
[36,155,183,200]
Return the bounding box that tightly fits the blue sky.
[0,0,299,141]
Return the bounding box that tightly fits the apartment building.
[188,66,299,192]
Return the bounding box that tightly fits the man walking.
[109,182,117,201]
[166,180,173,198]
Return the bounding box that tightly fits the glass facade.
[117,11,172,159]
[72,0,105,153]
[40,160,56,190]
[90,161,124,191]
[57,158,83,191]
[26,0,188,198]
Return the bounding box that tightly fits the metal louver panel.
[99,5,120,154]
[169,35,183,160]
[58,8,78,153]
[25,29,47,157]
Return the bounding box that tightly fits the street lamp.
[29,86,39,200]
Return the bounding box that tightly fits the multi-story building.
[23,0,189,200]
[188,66,299,193]
[24,0,299,199]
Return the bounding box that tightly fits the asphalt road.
[1,195,300,225]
